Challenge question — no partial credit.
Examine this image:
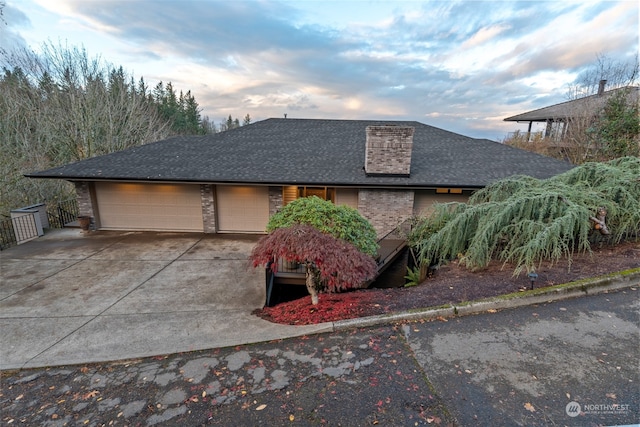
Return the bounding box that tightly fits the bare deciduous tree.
[0,42,172,215]
[565,53,638,100]
[505,54,639,164]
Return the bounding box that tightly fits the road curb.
[332,268,640,331]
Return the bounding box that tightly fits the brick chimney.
[364,125,414,176]
[598,79,607,95]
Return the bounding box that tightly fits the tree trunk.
[305,264,319,305]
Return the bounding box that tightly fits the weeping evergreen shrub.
[409,157,640,275]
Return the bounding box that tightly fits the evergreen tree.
[0,42,170,215]
[409,157,640,277]
[226,114,235,130]
[595,88,640,159]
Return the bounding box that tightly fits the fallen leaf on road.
[524,402,535,412]
[426,415,441,424]
[606,393,617,399]
[487,309,497,313]
[256,404,267,411]
[83,390,99,400]
[289,414,295,421]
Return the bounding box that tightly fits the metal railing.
[0,216,17,250]
[1,213,42,250]
[1,199,79,250]
[47,199,78,229]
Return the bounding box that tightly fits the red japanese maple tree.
[250,224,377,305]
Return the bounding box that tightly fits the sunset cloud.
[2,0,637,139]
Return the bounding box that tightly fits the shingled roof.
[504,86,639,123]
[27,118,573,188]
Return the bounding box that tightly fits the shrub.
[267,196,378,257]
[251,224,377,305]
[409,157,640,275]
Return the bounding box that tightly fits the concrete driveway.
[0,229,331,370]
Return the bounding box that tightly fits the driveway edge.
[332,268,640,331]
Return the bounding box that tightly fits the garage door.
[217,186,269,232]
[96,182,204,231]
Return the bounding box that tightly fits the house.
[27,118,573,237]
[504,82,640,142]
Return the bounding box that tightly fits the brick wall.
[268,187,283,216]
[365,125,414,176]
[358,189,415,237]
[74,181,97,229]
[200,184,216,233]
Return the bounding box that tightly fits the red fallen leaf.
[255,290,383,325]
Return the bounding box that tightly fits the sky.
[1,0,638,140]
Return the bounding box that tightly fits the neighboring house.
[27,118,572,237]
[504,82,640,142]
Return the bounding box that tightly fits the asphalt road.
[406,286,639,426]
[2,289,638,426]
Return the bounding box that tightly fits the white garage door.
[216,185,269,232]
[96,182,204,231]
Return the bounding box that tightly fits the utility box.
[21,203,50,228]
[10,207,45,245]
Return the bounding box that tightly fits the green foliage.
[152,81,208,135]
[267,196,379,257]
[594,88,640,159]
[404,266,422,287]
[409,157,640,275]
[0,42,214,215]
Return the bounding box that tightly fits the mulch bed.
[254,240,640,325]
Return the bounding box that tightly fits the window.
[283,186,335,205]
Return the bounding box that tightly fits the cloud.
[0,3,31,56]
[461,23,511,49]
[11,0,640,139]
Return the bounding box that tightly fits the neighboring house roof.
[27,118,573,188]
[504,86,639,123]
